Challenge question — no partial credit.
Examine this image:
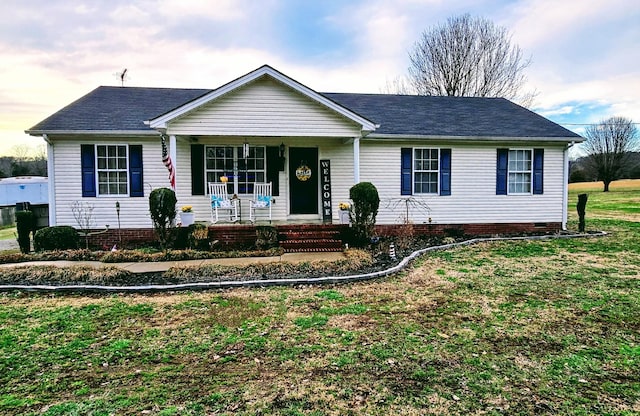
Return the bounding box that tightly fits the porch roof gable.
[146,65,378,134]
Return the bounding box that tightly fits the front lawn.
[0,180,638,415]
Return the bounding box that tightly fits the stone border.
[0,232,607,293]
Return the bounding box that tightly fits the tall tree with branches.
[407,14,535,106]
[583,116,639,192]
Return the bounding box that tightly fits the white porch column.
[353,136,360,184]
[170,135,177,191]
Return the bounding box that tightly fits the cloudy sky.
[1,0,638,156]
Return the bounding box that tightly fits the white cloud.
[506,0,633,49]
[156,0,246,20]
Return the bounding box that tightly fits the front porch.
[85,220,563,253]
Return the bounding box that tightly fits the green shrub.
[34,226,79,252]
[349,182,380,246]
[149,187,177,251]
[15,210,36,254]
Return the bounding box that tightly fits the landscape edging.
[0,231,607,293]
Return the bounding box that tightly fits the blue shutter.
[80,144,96,197]
[401,148,412,195]
[191,144,205,195]
[496,148,508,195]
[439,148,451,196]
[129,145,143,197]
[533,148,544,195]
[266,146,280,196]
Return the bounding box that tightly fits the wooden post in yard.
[577,193,588,232]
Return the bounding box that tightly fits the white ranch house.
[27,65,582,244]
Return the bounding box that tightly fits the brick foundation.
[375,222,562,237]
[85,222,562,250]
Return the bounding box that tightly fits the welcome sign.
[320,160,332,223]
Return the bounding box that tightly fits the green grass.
[0,226,16,241]
[568,179,640,221]
[0,181,639,414]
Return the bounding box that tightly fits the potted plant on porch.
[180,205,195,227]
[338,202,351,224]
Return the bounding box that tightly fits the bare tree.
[8,144,47,176]
[71,201,96,249]
[407,14,535,106]
[379,75,413,95]
[582,116,639,192]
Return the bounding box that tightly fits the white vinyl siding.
[167,78,362,137]
[359,141,565,225]
[51,138,168,228]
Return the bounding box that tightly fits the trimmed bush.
[349,182,380,247]
[15,210,36,254]
[34,226,79,252]
[149,187,177,251]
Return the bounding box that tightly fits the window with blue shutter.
[266,146,280,196]
[81,144,96,197]
[439,149,451,196]
[81,144,144,197]
[496,148,509,195]
[401,148,451,195]
[129,145,143,197]
[533,149,544,194]
[191,144,205,195]
[497,148,544,195]
[401,148,412,195]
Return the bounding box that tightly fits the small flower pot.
[180,212,195,227]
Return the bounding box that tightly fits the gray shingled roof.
[28,86,580,139]
[27,86,211,133]
[324,93,580,138]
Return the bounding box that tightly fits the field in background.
[569,179,640,222]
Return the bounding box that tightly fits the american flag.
[161,135,176,190]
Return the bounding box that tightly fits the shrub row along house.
[27,65,582,246]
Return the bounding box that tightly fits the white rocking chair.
[208,182,238,223]
[249,182,272,223]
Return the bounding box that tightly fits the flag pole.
[161,134,176,190]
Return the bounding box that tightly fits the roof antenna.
[115,68,128,87]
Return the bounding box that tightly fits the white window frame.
[507,149,533,195]
[413,147,440,194]
[205,145,266,195]
[96,144,129,196]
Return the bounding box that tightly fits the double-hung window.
[81,144,143,197]
[496,148,544,195]
[508,149,532,194]
[96,145,128,195]
[414,148,440,194]
[204,145,266,195]
[401,147,451,196]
